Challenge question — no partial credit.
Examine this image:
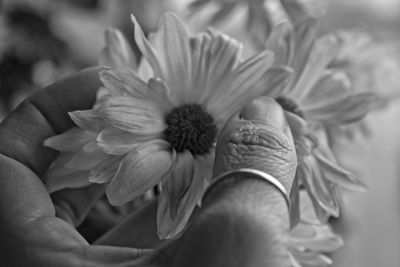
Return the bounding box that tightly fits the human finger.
[213,96,297,190]
[0,67,102,177]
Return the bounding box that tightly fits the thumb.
[213,96,297,191]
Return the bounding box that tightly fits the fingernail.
[239,97,287,131]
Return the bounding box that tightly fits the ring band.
[202,168,291,213]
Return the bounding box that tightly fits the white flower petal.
[98,96,166,135]
[291,34,339,101]
[189,33,212,102]
[158,152,206,239]
[284,111,312,158]
[290,224,344,253]
[298,191,320,225]
[130,14,162,76]
[96,86,113,103]
[283,18,317,95]
[265,22,294,66]
[156,13,192,103]
[69,109,105,132]
[289,247,333,267]
[207,50,275,121]
[45,152,91,192]
[247,0,273,48]
[299,191,332,224]
[97,127,158,155]
[106,140,173,205]
[310,197,332,223]
[289,253,303,267]
[157,189,174,239]
[161,151,194,221]
[260,66,293,98]
[315,147,367,191]
[192,30,242,102]
[174,157,205,228]
[289,219,343,266]
[281,0,312,25]
[82,141,98,153]
[45,152,76,178]
[147,78,176,113]
[89,156,122,184]
[300,157,340,219]
[100,69,149,98]
[291,18,318,70]
[208,2,236,26]
[197,152,215,188]
[301,71,351,109]
[65,149,108,171]
[99,28,138,69]
[306,93,379,124]
[46,170,91,193]
[44,127,96,152]
[137,59,154,83]
[188,0,212,12]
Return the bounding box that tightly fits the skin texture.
[214,97,297,191]
[0,69,297,266]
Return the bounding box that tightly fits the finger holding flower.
[44,13,289,239]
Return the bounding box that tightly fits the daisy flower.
[262,17,378,223]
[44,13,279,239]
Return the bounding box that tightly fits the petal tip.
[130,14,138,24]
[106,190,126,206]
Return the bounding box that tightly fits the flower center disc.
[276,97,304,118]
[164,104,217,155]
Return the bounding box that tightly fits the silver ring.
[202,168,291,214]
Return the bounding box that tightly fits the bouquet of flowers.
[43,0,378,266]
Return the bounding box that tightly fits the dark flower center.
[276,96,304,118]
[164,104,217,155]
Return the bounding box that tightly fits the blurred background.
[0,0,399,266]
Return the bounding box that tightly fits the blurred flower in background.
[332,30,400,108]
[246,0,376,225]
[188,0,328,49]
[257,6,376,265]
[321,30,400,142]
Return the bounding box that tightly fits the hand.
[0,67,297,266]
[97,97,297,267]
[0,68,147,266]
